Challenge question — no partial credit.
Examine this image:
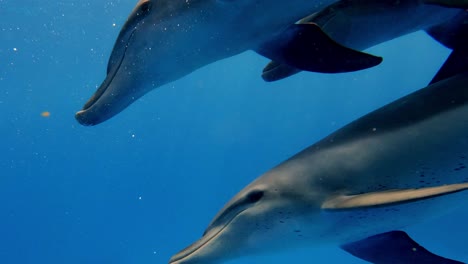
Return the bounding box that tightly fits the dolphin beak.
[75,63,144,126]
[169,237,207,264]
[169,219,234,264]
[169,230,218,264]
[76,24,142,126]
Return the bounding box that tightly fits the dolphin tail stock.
[256,23,382,76]
[341,230,465,264]
[427,13,468,84]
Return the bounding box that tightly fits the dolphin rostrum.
[74,0,450,125]
[169,70,468,263]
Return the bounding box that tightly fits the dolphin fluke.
[256,23,383,74]
[341,231,464,264]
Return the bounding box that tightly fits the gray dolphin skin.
[169,71,468,264]
[76,0,460,126]
[262,0,466,81]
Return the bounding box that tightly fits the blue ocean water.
[1,1,467,263]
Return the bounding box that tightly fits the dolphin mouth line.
[79,29,137,112]
[170,208,247,263]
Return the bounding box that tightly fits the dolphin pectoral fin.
[341,231,464,264]
[261,60,301,82]
[321,183,468,210]
[261,6,355,82]
[423,0,468,8]
[256,23,382,74]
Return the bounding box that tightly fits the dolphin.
[262,0,467,82]
[169,69,468,262]
[75,0,460,126]
[75,0,387,126]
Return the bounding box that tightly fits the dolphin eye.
[246,190,264,203]
[202,189,264,236]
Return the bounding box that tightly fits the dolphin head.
[75,0,244,125]
[169,176,325,264]
[76,0,154,125]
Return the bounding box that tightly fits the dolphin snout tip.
[75,109,98,126]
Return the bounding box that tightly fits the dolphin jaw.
[169,206,250,264]
[74,71,143,126]
[75,71,118,126]
[75,27,140,126]
[74,109,94,126]
[169,224,225,264]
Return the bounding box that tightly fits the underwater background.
[1,0,468,263]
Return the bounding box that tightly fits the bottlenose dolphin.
[169,71,468,263]
[77,0,468,126]
[262,0,466,82]
[76,0,392,126]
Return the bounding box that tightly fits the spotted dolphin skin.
[169,70,468,263]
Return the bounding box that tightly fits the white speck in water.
[131,134,135,138]
[112,23,116,27]
[13,47,17,51]
[153,251,157,254]
[372,128,377,132]
[138,196,142,200]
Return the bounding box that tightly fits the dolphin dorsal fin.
[322,183,468,210]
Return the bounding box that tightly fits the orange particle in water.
[41,111,51,117]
